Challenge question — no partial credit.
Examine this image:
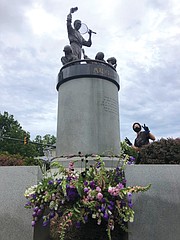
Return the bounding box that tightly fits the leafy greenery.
[140,138,180,164]
[24,155,150,240]
[0,111,56,158]
[0,152,39,166]
[33,134,56,156]
[120,141,139,161]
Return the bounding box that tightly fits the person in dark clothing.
[125,123,155,163]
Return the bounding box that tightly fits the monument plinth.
[56,60,120,157]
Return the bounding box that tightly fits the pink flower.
[96,192,103,200]
[96,186,101,192]
[69,161,74,170]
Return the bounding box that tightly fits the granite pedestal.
[56,61,120,156]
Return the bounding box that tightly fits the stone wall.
[0,166,49,240]
[1,165,179,240]
[126,165,180,240]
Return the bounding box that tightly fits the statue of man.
[61,45,78,65]
[67,7,92,60]
[107,57,117,69]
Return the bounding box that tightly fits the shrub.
[0,152,25,166]
[0,152,39,166]
[140,138,180,164]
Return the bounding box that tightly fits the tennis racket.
[79,23,96,34]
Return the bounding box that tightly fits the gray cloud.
[0,0,180,142]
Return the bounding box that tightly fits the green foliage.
[23,157,40,166]
[120,141,138,160]
[0,152,39,166]
[0,111,37,157]
[33,134,56,156]
[0,111,56,158]
[0,152,25,166]
[140,138,180,164]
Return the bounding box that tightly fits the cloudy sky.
[0,0,180,143]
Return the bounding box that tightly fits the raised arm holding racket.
[66,7,96,60]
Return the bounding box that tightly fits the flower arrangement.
[24,155,150,240]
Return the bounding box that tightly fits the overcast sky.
[0,0,180,143]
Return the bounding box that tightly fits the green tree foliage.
[0,112,36,157]
[0,111,56,158]
[140,138,180,164]
[33,134,56,156]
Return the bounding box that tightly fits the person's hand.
[142,124,150,133]
[125,137,132,146]
[70,7,78,14]
[88,29,92,35]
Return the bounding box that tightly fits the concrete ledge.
[126,165,180,240]
[0,166,49,240]
[1,165,179,240]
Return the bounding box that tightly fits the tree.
[0,111,56,158]
[33,134,56,156]
[0,111,36,157]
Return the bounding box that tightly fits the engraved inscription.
[101,96,119,115]
[93,67,114,79]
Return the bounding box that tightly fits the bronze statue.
[61,45,78,65]
[95,52,105,62]
[67,7,93,59]
[82,49,105,63]
[107,57,117,69]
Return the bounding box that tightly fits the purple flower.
[50,211,55,219]
[128,156,135,165]
[90,181,96,190]
[84,181,88,186]
[32,211,37,217]
[34,206,39,212]
[84,187,89,193]
[56,179,61,184]
[100,198,106,203]
[108,205,113,211]
[127,192,133,208]
[66,186,79,201]
[96,162,101,168]
[25,201,31,207]
[84,215,88,222]
[32,194,36,199]
[118,183,124,189]
[48,180,54,185]
[43,220,49,227]
[109,201,115,206]
[122,179,127,184]
[127,192,132,198]
[37,209,42,216]
[103,212,109,221]
[76,221,81,228]
[31,220,36,227]
[101,206,106,213]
